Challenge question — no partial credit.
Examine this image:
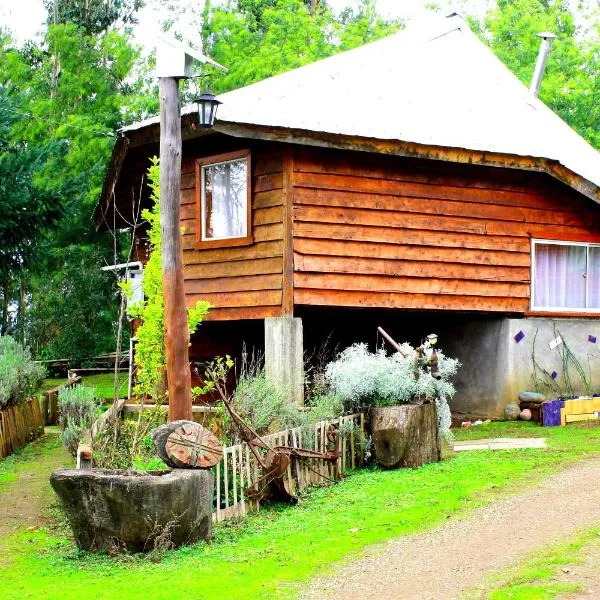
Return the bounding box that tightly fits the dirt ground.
[302,458,600,600]
[0,428,70,544]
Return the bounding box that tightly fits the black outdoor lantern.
[195,91,221,128]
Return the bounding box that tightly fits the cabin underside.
[190,308,599,418]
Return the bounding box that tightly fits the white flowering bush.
[325,343,460,439]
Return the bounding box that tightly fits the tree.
[200,0,402,94]
[43,0,144,35]
[24,245,119,361]
[0,85,61,335]
[0,3,153,358]
[474,0,600,149]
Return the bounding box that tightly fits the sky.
[0,0,490,48]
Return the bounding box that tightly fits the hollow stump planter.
[371,402,441,468]
[50,468,213,552]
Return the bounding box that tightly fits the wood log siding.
[292,148,600,313]
[180,148,284,321]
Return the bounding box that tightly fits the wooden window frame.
[195,149,253,249]
[530,238,600,314]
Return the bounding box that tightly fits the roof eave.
[217,121,600,205]
[95,119,600,229]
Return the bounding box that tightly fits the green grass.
[0,428,64,490]
[34,373,128,402]
[0,422,599,600]
[81,372,128,400]
[465,525,600,599]
[33,378,68,397]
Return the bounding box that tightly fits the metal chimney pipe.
[529,32,557,97]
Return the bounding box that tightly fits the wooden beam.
[282,148,295,315]
[159,77,192,422]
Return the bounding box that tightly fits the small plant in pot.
[325,338,459,468]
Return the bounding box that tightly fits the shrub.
[93,408,167,470]
[0,336,46,409]
[58,385,100,456]
[325,342,460,439]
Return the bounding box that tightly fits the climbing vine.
[129,157,211,401]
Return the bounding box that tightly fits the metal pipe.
[529,32,557,97]
[377,327,409,357]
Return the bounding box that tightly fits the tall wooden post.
[159,77,192,422]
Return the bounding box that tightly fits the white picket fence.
[213,413,365,522]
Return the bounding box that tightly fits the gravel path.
[302,458,600,600]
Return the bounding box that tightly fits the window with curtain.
[196,150,251,246]
[532,241,600,311]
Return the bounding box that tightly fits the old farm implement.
[210,375,340,505]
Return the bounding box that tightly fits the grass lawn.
[0,429,64,490]
[466,525,600,599]
[81,372,128,400]
[34,373,128,401]
[1,422,599,600]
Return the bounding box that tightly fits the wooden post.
[159,77,193,422]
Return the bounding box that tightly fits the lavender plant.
[325,342,459,439]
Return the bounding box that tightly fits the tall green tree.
[43,0,143,34]
[200,0,401,94]
[0,2,151,358]
[0,86,61,335]
[474,0,600,148]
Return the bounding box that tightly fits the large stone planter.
[50,468,213,552]
[371,402,440,468]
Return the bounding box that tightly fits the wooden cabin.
[96,14,600,418]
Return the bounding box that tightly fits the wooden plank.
[294,238,530,267]
[201,305,282,321]
[282,148,295,315]
[186,289,282,309]
[184,256,282,279]
[294,205,487,235]
[292,148,563,197]
[182,223,284,250]
[294,273,530,298]
[294,254,530,283]
[183,240,283,266]
[295,288,528,312]
[255,190,284,209]
[181,172,195,190]
[254,206,283,226]
[294,171,564,211]
[294,222,530,253]
[254,152,283,176]
[185,274,282,294]
[485,220,600,239]
[255,173,284,193]
[294,187,587,226]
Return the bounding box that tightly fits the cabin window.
[195,149,252,247]
[532,240,600,311]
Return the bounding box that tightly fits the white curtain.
[589,246,600,309]
[534,243,587,309]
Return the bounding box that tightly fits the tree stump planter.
[371,402,441,468]
[50,468,213,552]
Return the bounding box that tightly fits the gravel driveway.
[302,458,600,600]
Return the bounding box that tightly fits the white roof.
[123,13,600,195]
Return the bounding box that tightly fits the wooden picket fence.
[213,413,365,522]
[0,398,45,459]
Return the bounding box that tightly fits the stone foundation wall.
[447,317,600,419]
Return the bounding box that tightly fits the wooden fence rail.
[41,376,82,426]
[213,413,365,522]
[0,398,45,460]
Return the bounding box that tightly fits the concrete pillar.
[264,317,304,406]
